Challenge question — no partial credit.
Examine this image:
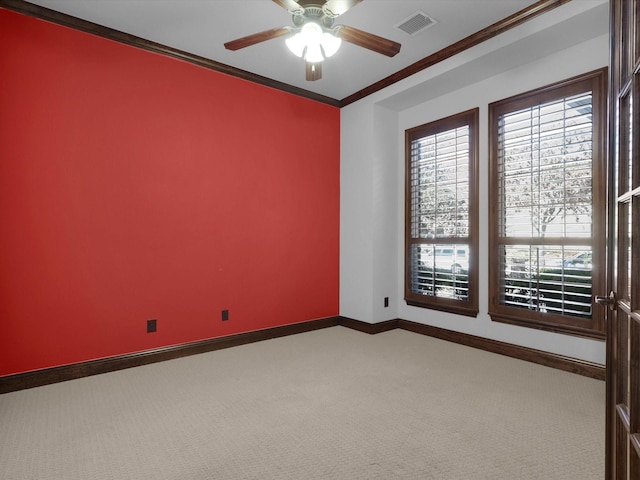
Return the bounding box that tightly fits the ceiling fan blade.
[323,0,364,17]
[272,0,304,13]
[224,27,291,51]
[336,25,401,57]
[306,62,322,81]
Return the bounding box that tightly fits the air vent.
[395,11,437,36]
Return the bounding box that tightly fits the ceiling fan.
[224,0,401,81]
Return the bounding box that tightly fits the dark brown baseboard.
[0,316,339,394]
[397,319,605,380]
[338,316,398,334]
[401,319,604,380]
[339,317,605,380]
[1,314,604,394]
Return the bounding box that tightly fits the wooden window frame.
[404,108,479,317]
[488,68,608,339]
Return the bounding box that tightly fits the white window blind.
[496,92,594,318]
[409,126,470,301]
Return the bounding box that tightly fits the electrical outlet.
[221,310,229,321]
[147,319,157,333]
[384,297,389,308]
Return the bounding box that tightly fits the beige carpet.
[0,326,604,479]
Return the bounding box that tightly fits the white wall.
[340,0,609,364]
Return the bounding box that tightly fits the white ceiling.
[22,0,608,102]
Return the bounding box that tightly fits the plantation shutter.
[489,69,607,337]
[496,92,594,317]
[405,109,478,317]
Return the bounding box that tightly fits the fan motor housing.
[297,0,326,6]
[292,3,336,28]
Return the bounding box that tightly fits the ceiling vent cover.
[395,11,437,36]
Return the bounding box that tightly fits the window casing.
[405,109,479,317]
[488,69,607,338]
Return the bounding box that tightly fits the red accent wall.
[0,10,340,376]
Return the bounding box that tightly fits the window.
[488,69,607,338]
[405,109,479,317]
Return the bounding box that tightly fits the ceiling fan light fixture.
[321,31,341,58]
[305,42,325,63]
[285,22,341,62]
[285,32,305,57]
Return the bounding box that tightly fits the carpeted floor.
[0,326,604,479]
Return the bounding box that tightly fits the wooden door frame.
[606,0,640,478]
